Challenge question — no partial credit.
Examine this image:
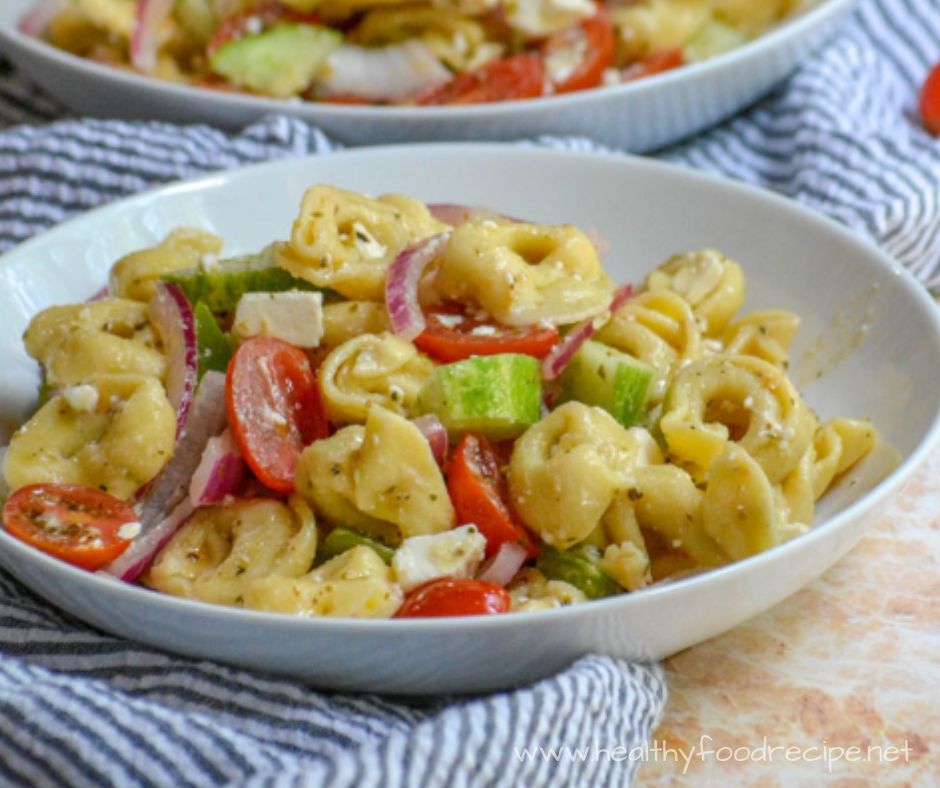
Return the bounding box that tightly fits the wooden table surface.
[636,447,939,785]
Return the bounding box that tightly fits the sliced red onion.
[412,414,448,465]
[477,541,528,587]
[584,227,610,259]
[131,0,174,73]
[134,371,227,527]
[385,232,451,341]
[190,429,246,507]
[320,42,450,102]
[541,284,634,381]
[103,498,195,583]
[18,0,66,36]
[150,282,198,435]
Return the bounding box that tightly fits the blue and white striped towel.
[0,0,938,785]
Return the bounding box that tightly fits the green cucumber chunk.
[193,302,233,380]
[164,250,319,320]
[684,18,747,62]
[537,546,621,600]
[210,23,342,98]
[419,353,541,441]
[317,527,396,566]
[558,340,653,427]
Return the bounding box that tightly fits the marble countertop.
[637,448,939,785]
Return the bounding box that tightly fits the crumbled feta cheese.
[118,521,142,540]
[244,15,263,35]
[470,324,498,336]
[233,291,324,348]
[63,384,99,413]
[350,222,387,260]
[392,524,487,592]
[434,313,464,328]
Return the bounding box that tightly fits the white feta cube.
[233,291,324,349]
[62,384,99,413]
[392,524,487,592]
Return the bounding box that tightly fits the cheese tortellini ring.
[3,374,175,499]
[295,424,401,544]
[109,228,223,302]
[275,185,446,301]
[353,7,492,71]
[720,310,801,368]
[778,443,816,526]
[508,402,644,549]
[435,218,614,326]
[612,0,711,61]
[244,546,403,618]
[43,329,166,388]
[509,568,587,612]
[660,354,813,483]
[319,332,434,424]
[296,407,454,543]
[646,249,745,336]
[811,418,879,499]
[595,290,703,399]
[321,301,391,349]
[702,443,782,560]
[144,496,319,607]
[711,0,802,36]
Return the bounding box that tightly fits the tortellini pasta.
[321,301,392,349]
[244,546,403,618]
[275,185,447,301]
[660,353,814,483]
[509,568,587,612]
[811,418,879,500]
[435,218,614,326]
[144,496,319,606]
[296,406,455,543]
[509,402,649,548]
[24,298,165,388]
[109,228,223,302]
[645,249,745,336]
[720,309,801,368]
[318,332,434,423]
[3,374,175,499]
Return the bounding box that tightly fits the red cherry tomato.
[447,433,537,559]
[542,8,615,94]
[395,577,511,617]
[418,54,545,105]
[623,48,685,81]
[414,308,559,363]
[920,62,940,136]
[226,336,329,494]
[2,484,137,571]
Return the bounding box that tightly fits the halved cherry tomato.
[415,308,559,363]
[920,62,940,136]
[395,577,511,617]
[447,433,537,558]
[622,48,684,81]
[418,54,544,105]
[542,7,615,94]
[207,2,324,56]
[226,336,329,494]
[2,484,137,571]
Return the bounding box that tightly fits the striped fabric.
[0,0,937,784]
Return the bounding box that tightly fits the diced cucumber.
[210,23,342,98]
[164,250,319,319]
[418,353,541,441]
[317,526,396,566]
[194,302,233,380]
[558,340,653,427]
[684,18,747,62]
[537,545,621,600]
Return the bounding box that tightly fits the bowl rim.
[0,0,858,119]
[0,141,937,636]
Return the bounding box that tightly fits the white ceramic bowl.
[1,0,856,150]
[1,145,938,695]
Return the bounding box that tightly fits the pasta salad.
[20,0,809,105]
[1,185,880,619]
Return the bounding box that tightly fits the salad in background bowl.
[1,0,856,149]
